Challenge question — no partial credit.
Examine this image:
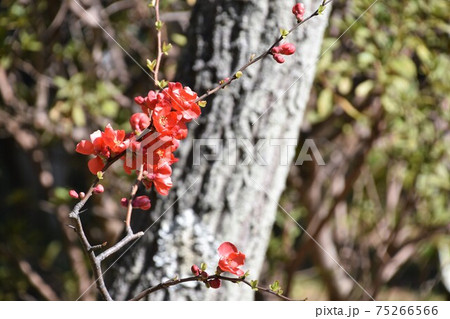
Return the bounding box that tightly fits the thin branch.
[17,258,60,301]
[153,0,163,86]
[125,164,145,234]
[130,274,303,301]
[193,0,333,103]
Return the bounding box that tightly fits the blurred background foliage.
[0,0,449,300]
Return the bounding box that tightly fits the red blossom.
[76,124,129,175]
[217,242,246,277]
[142,162,173,196]
[164,82,201,121]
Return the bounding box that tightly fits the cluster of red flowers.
[75,82,201,199]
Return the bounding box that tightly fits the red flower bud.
[279,43,296,55]
[191,264,200,276]
[208,278,221,289]
[93,184,104,194]
[69,189,79,199]
[271,46,281,54]
[130,113,150,133]
[120,198,128,207]
[272,54,285,64]
[132,195,151,210]
[292,3,305,21]
[200,271,208,280]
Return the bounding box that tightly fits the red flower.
[164,82,201,121]
[217,242,245,276]
[76,124,129,174]
[142,162,173,196]
[292,3,305,21]
[191,264,201,276]
[153,103,182,136]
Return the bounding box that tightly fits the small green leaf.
[280,28,289,38]
[200,262,207,271]
[162,42,172,55]
[148,0,156,7]
[318,5,325,15]
[155,20,163,31]
[235,71,243,78]
[147,59,157,72]
[157,80,168,88]
[198,101,207,107]
[250,280,259,291]
[97,171,104,180]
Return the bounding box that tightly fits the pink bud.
[208,278,221,289]
[292,3,306,21]
[120,198,128,207]
[79,192,86,199]
[279,43,296,55]
[271,46,281,54]
[132,195,151,210]
[191,264,200,276]
[130,113,150,133]
[69,189,79,199]
[93,184,104,194]
[272,54,285,64]
[200,271,208,280]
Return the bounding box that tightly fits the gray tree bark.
[109,0,330,300]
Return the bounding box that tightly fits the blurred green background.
[0,0,449,300]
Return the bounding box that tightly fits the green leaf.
[198,101,207,107]
[318,5,325,15]
[147,59,157,72]
[157,80,168,88]
[250,280,259,291]
[200,263,207,271]
[317,88,333,117]
[71,104,86,126]
[235,71,243,78]
[171,33,187,47]
[162,42,172,55]
[155,20,163,31]
[280,28,289,38]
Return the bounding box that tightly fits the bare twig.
[125,164,145,233]
[130,274,302,301]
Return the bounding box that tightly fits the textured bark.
[109,0,330,300]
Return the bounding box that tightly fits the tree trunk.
[109,0,330,300]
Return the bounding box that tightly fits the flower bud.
[69,189,79,199]
[120,197,128,207]
[200,271,208,280]
[79,192,86,199]
[279,43,296,55]
[272,54,285,64]
[130,113,151,133]
[292,3,306,21]
[191,264,200,276]
[208,278,221,289]
[93,184,104,194]
[132,195,151,210]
